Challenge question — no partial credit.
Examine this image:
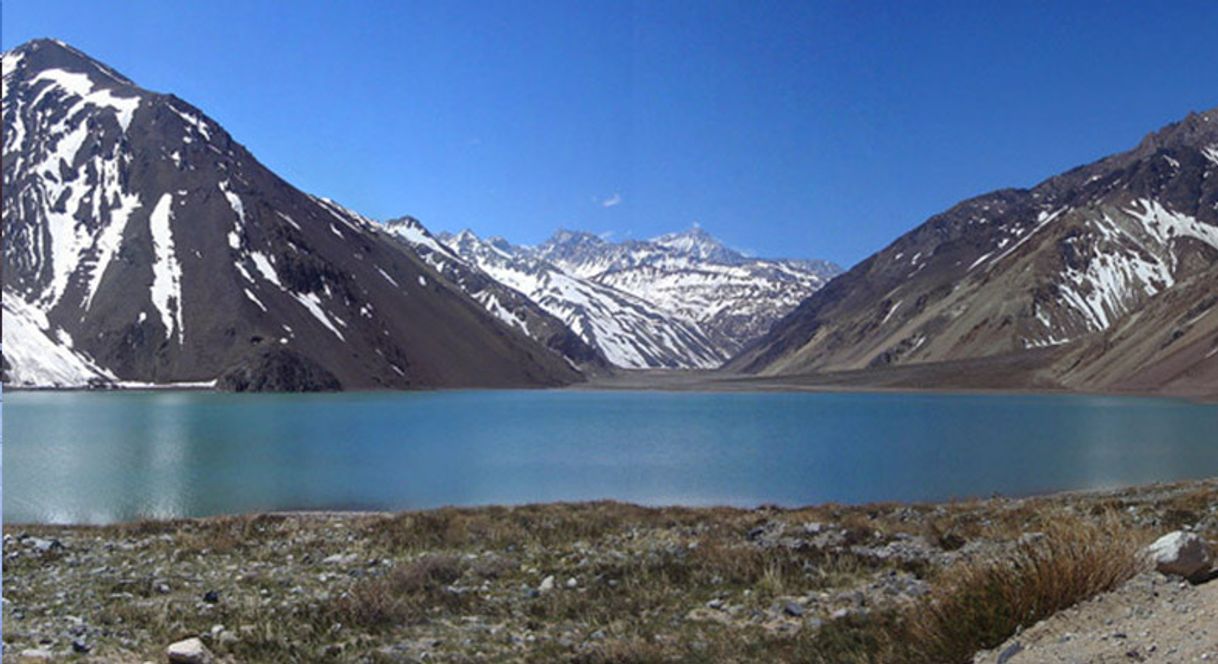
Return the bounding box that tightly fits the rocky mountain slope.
[730,107,1218,398]
[385,225,839,369]
[381,216,610,372]
[538,228,840,356]
[1,39,581,390]
[431,230,724,369]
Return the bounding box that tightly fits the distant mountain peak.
[650,225,740,262]
[425,228,723,369]
[523,225,841,357]
[383,215,423,229]
[547,228,606,247]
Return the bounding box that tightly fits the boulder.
[216,348,342,392]
[1148,531,1213,581]
[166,637,213,664]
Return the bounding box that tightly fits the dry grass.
[328,555,468,630]
[7,481,1205,663]
[901,512,1149,663]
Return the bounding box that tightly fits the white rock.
[18,649,55,661]
[566,577,578,588]
[538,575,555,593]
[322,553,358,565]
[1148,531,1213,581]
[166,637,214,664]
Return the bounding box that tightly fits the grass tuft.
[901,512,1147,663]
[328,554,467,630]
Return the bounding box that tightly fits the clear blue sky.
[4,1,1217,266]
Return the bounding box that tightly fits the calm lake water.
[3,389,1216,524]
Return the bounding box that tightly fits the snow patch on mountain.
[2,291,115,387]
[32,68,140,132]
[292,291,345,341]
[1126,198,1218,255]
[83,188,140,311]
[439,230,723,369]
[537,228,840,355]
[148,193,185,343]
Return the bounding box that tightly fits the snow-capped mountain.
[432,230,724,369]
[385,223,838,368]
[1,39,580,390]
[382,216,609,372]
[536,227,841,355]
[730,107,1218,397]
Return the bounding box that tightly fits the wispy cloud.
[600,192,622,208]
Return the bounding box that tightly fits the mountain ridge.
[532,226,840,357]
[392,224,841,367]
[729,104,1218,398]
[1,38,582,390]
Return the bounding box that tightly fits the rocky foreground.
[3,480,1216,663]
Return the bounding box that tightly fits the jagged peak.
[487,236,515,253]
[383,215,424,230]
[546,228,605,247]
[1134,105,1218,154]
[650,224,743,262]
[652,222,713,240]
[4,38,135,88]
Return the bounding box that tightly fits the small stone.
[30,537,64,553]
[538,575,555,593]
[1148,531,1213,581]
[996,641,1023,664]
[566,577,577,589]
[72,639,91,654]
[17,649,54,662]
[783,601,804,617]
[322,553,358,565]
[166,637,214,664]
[707,598,725,610]
[202,590,220,604]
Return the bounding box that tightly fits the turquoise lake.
[2,389,1216,524]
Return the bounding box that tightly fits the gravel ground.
[2,479,1215,662]
[973,572,1218,663]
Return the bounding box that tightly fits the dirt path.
[974,572,1218,663]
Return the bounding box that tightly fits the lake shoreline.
[5,383,1214,406]
[4,477,1215,661]
[6,477,1218,529]
[573,360,1218,405]
[7,362,1214,404]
